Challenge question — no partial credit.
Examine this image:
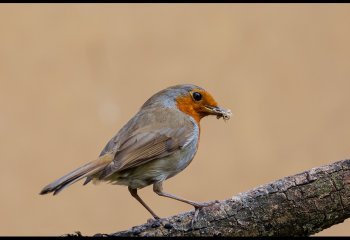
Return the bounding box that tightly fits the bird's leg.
[153,182,218,227]
[153,182,216,209]
[128,186,160,220]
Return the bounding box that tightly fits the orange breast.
[175,95,201,147]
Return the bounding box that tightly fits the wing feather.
[98,124,194,180]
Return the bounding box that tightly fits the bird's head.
[142,84,232,123]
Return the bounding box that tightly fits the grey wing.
[97,123,195,180]
[99,115,139,157]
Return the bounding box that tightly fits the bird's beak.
[204,105,232,120]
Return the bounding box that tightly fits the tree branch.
[90,159,350,237]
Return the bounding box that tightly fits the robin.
[40,84,231,220]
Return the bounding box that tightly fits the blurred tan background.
[0,3,349,236]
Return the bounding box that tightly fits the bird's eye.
[192,92,202,101]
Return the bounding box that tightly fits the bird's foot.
[147,216,161,228]
[193,200,219,208]
[191,200,220,229]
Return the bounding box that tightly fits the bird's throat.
[176,96,203,124]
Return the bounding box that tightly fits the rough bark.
[83,159,350,237]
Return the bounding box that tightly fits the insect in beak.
[204,105,232,120]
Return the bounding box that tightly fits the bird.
[40,84,232,220]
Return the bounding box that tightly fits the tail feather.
[40,154,113,195]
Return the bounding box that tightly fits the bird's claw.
[147,217,161,227]
[191,207,200,229]
[191,200,219,229]
[195,200,219,208]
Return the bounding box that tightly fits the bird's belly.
[108,143,198,189]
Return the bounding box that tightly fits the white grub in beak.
[205,106,232,121]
